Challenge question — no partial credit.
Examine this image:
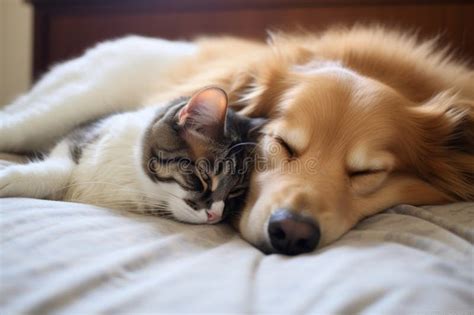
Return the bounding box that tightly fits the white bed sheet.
[1,198,473,314]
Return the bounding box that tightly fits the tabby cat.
[0,87,265,224]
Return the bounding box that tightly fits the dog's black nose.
[268,208,320,255]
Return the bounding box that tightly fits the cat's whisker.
[57,181,179,213]
[65,191,153,207]
[55,180,167,200]
[75,197,173,215]
[95,181,180,202]
[224,142,258,157]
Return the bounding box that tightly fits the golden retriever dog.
[153,26,473,255]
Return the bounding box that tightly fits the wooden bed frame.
[28,0,474,80]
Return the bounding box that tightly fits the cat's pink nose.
[207,211,220,222]
[206,201,224,224]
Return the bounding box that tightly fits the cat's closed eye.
[157,155,193,165]
[228,186,247,198]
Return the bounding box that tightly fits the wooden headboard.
[28,0,474,80]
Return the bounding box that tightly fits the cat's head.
[142,87,265,224]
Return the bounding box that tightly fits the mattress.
[1,198,473,314]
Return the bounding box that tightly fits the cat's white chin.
[172,208,208,224]
[169,200,225,225]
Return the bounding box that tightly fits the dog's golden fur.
[150,26,474,251]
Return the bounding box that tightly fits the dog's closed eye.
[349,169,385,177]
[274,136,296,158]
[349,169,388,195]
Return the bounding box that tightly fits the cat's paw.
[0,114,36,152]
[0,167,27,197]
[0,123,22,152]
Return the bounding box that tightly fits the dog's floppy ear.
[229,34,315,118]
[415,92,473,153]
[229,58,292,118]
[410,92,474,200]
[443,103,474,154]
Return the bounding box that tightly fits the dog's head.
[232,59,473,255]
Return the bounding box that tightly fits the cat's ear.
[178,87,228,140]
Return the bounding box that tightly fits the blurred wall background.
[0,0,32,105]
[29,1,474,82]
[2,0,473,107]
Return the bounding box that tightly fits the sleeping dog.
[2,26,473,255]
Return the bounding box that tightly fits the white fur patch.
[210,201,224,216]
[348,146,395,172]
[0,36,197,152]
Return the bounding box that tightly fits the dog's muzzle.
[268,208,320,255]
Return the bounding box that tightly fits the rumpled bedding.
[1,198,473,314]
